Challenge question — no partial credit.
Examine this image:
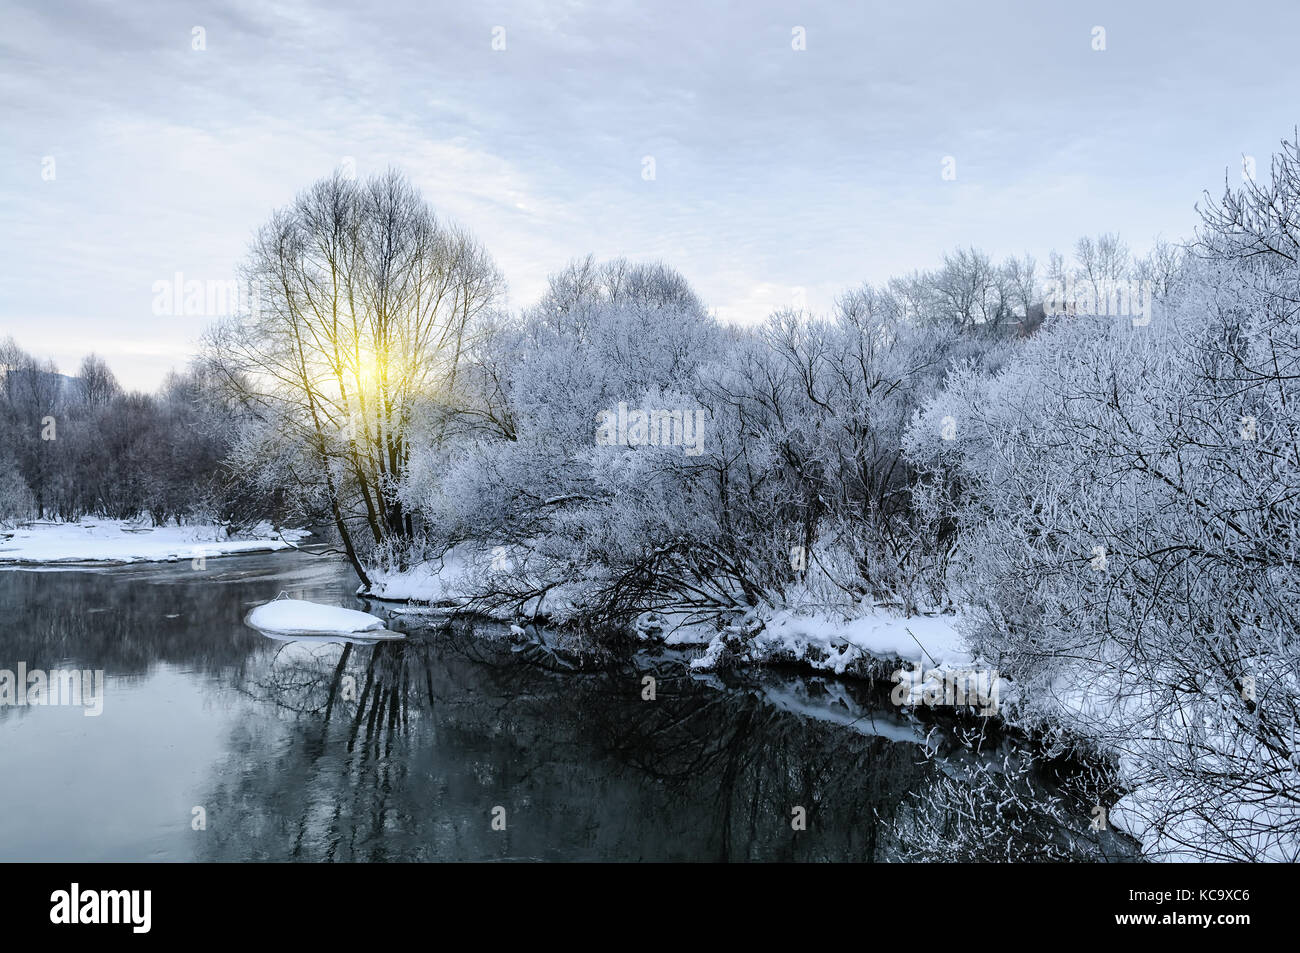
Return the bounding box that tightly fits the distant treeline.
[0,341,287,528]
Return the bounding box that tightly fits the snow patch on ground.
[364,545,485,606]
[0,519,309,565]
[364,543,593,622]
[366,552,977,680]
[634,610,715,646]
[1035,657,1299,862]
[690,606,973,675]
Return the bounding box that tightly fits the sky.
[2,0,1298,390]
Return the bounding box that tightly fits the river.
[0,550,1133,861]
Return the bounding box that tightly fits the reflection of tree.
[195,624,1125,861]
[583,662,932,861]
[881,736,1133,862]
[249,635,440,741]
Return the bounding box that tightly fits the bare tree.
[1074,232,1132,302]
[1002,254,1037,316]
[933,247,1014,332]
[76,353,120,407]
[0,341,63,516]
[1134,237,1187,300]
[206,169,503,584]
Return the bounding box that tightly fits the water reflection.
[0,554,1130,862]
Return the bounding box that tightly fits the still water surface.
[0,551,1120,861]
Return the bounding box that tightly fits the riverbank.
[362,553,981,678]
[361,551,1295,863]
[0,519,310,566]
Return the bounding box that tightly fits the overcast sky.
[2,0,1298,389]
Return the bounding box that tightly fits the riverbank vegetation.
[0,350,277,527]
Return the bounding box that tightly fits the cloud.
[2,0,1297,388]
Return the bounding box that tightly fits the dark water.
[0,552,1127,861]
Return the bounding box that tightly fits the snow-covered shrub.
[0,457,34,527]
[904,134,1300,860]
[400,257,1005,631]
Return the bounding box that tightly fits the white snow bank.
[246,599,388,636]
[1109,782,1299,863]
[369,548,976,680]
[1036,656,1299,862]
[363,543,581,620]
[365,547,477,604]
[0,519,310,566]
[246,599,403,643]
[691,606,973,675]
[635,610,715,646]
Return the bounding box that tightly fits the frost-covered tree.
[76,353,120,407]
[904,133,1300,861]
[1073,232,1132,304]
[207,169,503,584]
[400,259,1005,629]
[0,340,64,516]
[398,258,722,611]
[0,445,34,527]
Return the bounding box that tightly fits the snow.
[363,546,477,605]
[367,547,977,681]
[690,605,973,675]
[769,607,970,666]
[245,598,397,639]
[635,610,714,646]
[1109,783,1299,863]
[1036,656,1300,862]
[362,542,582,620]
[0,519,309,566]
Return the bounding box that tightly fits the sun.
[351,344,388,392]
